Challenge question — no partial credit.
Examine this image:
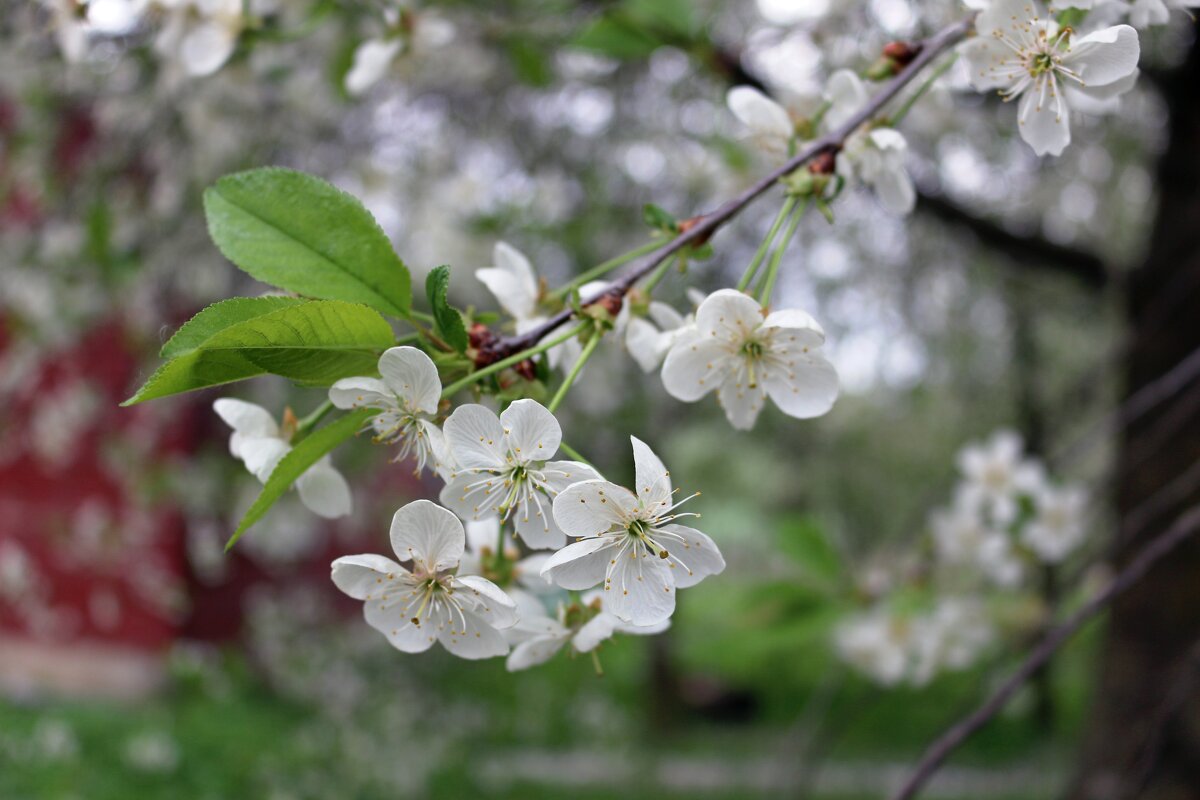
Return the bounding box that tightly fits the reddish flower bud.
[678,215,713,246]
[514,359,538,382]
[882,41,920,67]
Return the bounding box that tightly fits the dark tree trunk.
[1073,25,1200,800]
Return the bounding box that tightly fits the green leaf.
[160,296,305,359]
[203,167,411,318]
[642,203,678,233]
[227,408,372,550]
[777,515,843,589]
[624,0,696,38]
[124,300,395,405]
[505,36,555,87]
[573,17,661,59]
[425,265,469,353]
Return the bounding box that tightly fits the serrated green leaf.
[227,408,372,550]
[124,300,394,405]
[425,265,469,353]
[204,167,411,318]
[160,296,305,359]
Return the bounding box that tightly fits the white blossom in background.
[726,86,796,153]
[1023,485,1088,563]
[330,500,518,659]
[955,429,1044,525]
[960,0,1140,156]
[823,69,915,214]
[1126,0,1200,28]
[458,516,555,610]
[213,398,352,518]
[909,597,994,685]
[506,590,669,671]
[835,609,911,686]
[154,0,249,77]
[344,8,455,95]
[661,289,839,430]
[542,436,725,625]
[328,346,449,477]
[439,400,601,549]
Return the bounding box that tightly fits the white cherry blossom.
[726,86,796,152]
[1023,484,1088,563]
[835,608,911,686]
[439,400,600,549]
[956,429,1044,525]
[542,437,725,626]
[458,516,554,610]
[346,39,404,96]
[961,0,1140,156]
[328,346,448,477]
[213,398,351,518]
[1126,0,1200,28]
[330,499,517,659]
[909,597,994,685]
[660,289,839,430]
[506,590,669,671]
[154,0,246,77]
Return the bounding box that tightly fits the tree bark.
[1073,24,1200,800]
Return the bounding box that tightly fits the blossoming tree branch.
[120,0,1156,691]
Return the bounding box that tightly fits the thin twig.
[887,501,1200,800]
[487,15,977,360]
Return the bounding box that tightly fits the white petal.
[658,524,725,588]
[180,21,238,77]
[536,460,604,495]
[726,86,794,140]
[648,302,686,331]
[328,376,392,410]
[571,613,619,653]
[959,36,1020,92]
[362,584,438,653]
[500,399,561,464]
[452,574,519,629]
[540,537,616,590]
[871,163,916,215]
[378,346,441,415]
[717,371,768,431]
[239,437,290,482]
[974,0,1035,38]
[761,309,825,344]
[552,479,638,538]
[1063,69,1137,115]
[296,458,352,518]
[823,69,869,129]
[763,345,840,420]
[603,549,675,626]
[626,317,671,373]
[465,516,502,554]
[515,553,554,593]
[437,608,510,659]
[630,435,672,512]
[480,241,539,320]
[1066,25,1140,87]
[389,499,465,572]
[213,398,279,440]
[613,617,671,636]
[443,404,507,470]
[1017,83,1071,157]
[660,329,734,402]
[512,489,566,550]
[506,634,567,671]
[345,38,402,96]
[439,473,503,523]
[330,554,404,600]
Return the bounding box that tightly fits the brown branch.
[915,189,1108,289]
[887,501,1200,800]
[483,14,978,362]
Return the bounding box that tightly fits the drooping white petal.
[388,499,465,572]
[296,458,353,518]
[443,404,507,469]
[328,376,392,410]
[330,554,404,600]
[540,537,615,590]
[571,613,619,653]
[631,436,672,512]
[726,86,794,141]
[239,437,291,482]
[626,317,672,373]
[378,346,441,415]
[552,479,637,538]
[658,524,726,588]
[648,302,687,331]
[717,372,768,430]
[213,398,279,442]
[603,549,675,625]
[1017,84,1071,157]
[479,241,540,321]
[437,607,510,659]
[506,633,568,670]
[500,399,561,464]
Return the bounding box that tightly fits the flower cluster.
[836,429,1089,686]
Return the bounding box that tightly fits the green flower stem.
[551,240,664,300]
[756,198,809,306]
[410,309,437,325]
[888,52,958,125]
[737,196,797,293]
[440,323,589,399]
[547,332,602,413]
[394,331,422,346]
[293,400,334,442]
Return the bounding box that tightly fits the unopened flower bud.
[514,358,538,382]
